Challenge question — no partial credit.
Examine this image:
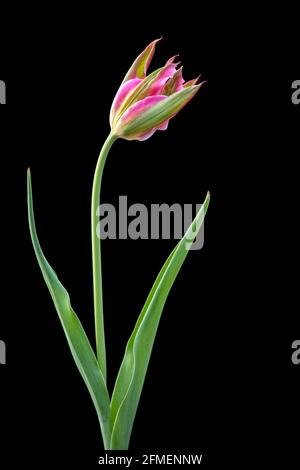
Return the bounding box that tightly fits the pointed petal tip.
[122,38,163,83]
[165,54,181,67]
[148,37,163,49]
[148,37,163,52]
[194,75,202,84]
[184,75,204,88]
[168,55,178,62]
[166,55,180,66]
[191,80,207,92]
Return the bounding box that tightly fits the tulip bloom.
[110,39,205,141]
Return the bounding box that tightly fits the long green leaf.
[110,191,210,449]
[27,170,111,449]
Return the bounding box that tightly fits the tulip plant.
[27,39,210,450]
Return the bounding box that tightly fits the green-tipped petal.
[162,67,184,95]
[116,84,202,139]
[184,76,202,88]
[122,38,161,84]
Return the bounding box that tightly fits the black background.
[0,9,299,468]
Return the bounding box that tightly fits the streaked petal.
[184,75,202,88]
[111,66,166,127]
[117,95,167,129]
[147,62,179,96]
[112,60,181,127]
[122,38,161,83]
[163,67,185,95]
[135,119,169,141]
[110,78,142,126]
[117,85,201,140]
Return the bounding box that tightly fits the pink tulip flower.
[110,39,205,141]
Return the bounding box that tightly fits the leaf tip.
[203,191,211,213]
[27,168,32,195]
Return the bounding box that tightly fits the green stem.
[91,132,117,380]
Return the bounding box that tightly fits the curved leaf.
[27,170,111,449]
[110,192,210,449]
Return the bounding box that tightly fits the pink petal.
[115,84,203,141]
[118,95,167,126]
[147,62,179,96]
[110,78,142,126]
[174,68,185,91]
[166,55,179,65]
[157,120,169,131]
